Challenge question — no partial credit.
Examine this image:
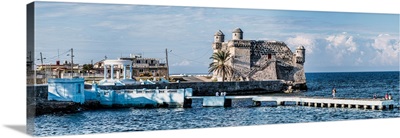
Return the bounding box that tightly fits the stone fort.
[211,28,306,86]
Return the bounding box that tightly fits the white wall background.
[0,0,399,138]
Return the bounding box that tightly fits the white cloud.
[325,32,357,53]
[345,36,357,52]
[172,60,191,66]
[324,32,360,65]
[285,34,316,54]
[355,57,363,65]
[370,34,400,65]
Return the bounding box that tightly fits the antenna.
[57,49,59,60]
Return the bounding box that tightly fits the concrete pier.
[198,97,233,107]
[252,96,396,110]
[188,96,255,107]
[187,95,396,110]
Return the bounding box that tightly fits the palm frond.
[208,50,234,82]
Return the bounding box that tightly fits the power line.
[42,49,71,61]
[169,50,212,64]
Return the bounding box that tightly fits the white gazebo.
[99,59,136,85]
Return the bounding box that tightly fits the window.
[268,54,271,59]
[139,69,144,72]
[136,60,141,64]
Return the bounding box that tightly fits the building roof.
[214,30,224,36]
[232,27,243,33]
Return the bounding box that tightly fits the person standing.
[332,88,336,98]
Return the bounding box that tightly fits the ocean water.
[31,71,400,136]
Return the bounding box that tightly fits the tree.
[208,50,233,82]
[82,64,94,73]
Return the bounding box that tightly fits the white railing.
[62,73,104,78]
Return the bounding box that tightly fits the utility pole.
[165,48,169,81]
[70,48,74,77]
[39,52,44,65]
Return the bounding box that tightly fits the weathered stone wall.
[231,46,251,79]
[27,85,48,118]
[252,60,277,80]
[98,80,285,96]
[27,85,48,103]
[293,64,306,83]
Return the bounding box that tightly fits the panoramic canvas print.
[26,1,400,137]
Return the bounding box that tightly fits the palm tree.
[208,50,233,82]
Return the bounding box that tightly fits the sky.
[34,1,400,74]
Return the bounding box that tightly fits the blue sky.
[34,1,399,73]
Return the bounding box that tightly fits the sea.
[31,71,400,136]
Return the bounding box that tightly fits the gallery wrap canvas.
[26,1,399,137]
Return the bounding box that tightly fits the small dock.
[187,96,396,110]
[187,96,257,107]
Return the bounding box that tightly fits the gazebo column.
[103,65,107,80]
[123,65,126,79]
[129,65,133,79]
[111,64,114,80]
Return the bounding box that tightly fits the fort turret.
[232,27,243,40]
[214,30,225,43]
[295,46,305,64]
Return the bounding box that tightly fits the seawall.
[97,80,285,96]
[27,85,100,117]
[26,80,297,116]
[27,80,289,100]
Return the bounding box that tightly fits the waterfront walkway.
[186,96,396,110]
